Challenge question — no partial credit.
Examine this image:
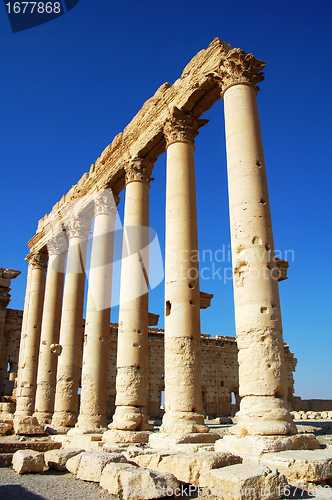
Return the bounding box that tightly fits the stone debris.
[13,416,45,435]
[116,466,179,500]
[204,464,287,500]
[291,411,332,420]
[75,451,128,482]
[259,448,332,482]
[103,429,151,444]
[0,420,13,435]
[44,447,84,471]
[65,451,85,475]
[149,432,219,451]
[216,433,320,456]
[12,449,44,474]
[99,462,137,495]
[139,451,243,486]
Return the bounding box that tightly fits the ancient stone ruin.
[1,38,332,499]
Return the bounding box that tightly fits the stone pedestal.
[221,59,297,440]
[161,108,208,434]
[76,191,118,432]
[109,159,152,435]
[51,214,91,430]
[33,234,67,425]
[14,252,47,422]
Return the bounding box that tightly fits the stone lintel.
[27,38,266,255]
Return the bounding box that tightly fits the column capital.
[66,214,92,240]
[163,107,209,149]
[217,48,266,96]
[94,190,119,216]
[125,157,154,185]
[26,251,48,270]
[47,231,68,256]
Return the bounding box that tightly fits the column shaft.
[110,164,150,431]
[15,256,47,418]
[51,231,88,429]
[16,264,33,397]
[77,195,117,431]
[161,140,206,434]
[34,252,66,424]
[224,83,296,436]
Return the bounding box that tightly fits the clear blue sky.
[1,0,331,400]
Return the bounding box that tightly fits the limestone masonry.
[1,38,331,499]
[0,309,298,419]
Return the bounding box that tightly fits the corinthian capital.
[66,214,92,240]
[217,48,266,95]
[94,190,119,216]
[47,232,68,256]
[163,107,209,148]
[26,251,48,270]
[125,157,153,185]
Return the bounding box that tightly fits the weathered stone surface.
[44,448,84,471]
[0,452,14,467]
[0,420,13,435]
[216,433,320,456]
[76,451,127,482]
[103,429,150,443]
[260,448,332,482]
[204,464,287,500]
[149,432,219,450]
[138,451,242,486]
[119,466,179,500]
[129,451,174,469]
[13,416,45,435]
[65,451,84,475]
[12,449,44,474]
[99,462,136,495]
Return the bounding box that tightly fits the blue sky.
[1,0,331,400]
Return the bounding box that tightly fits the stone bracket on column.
[199,291,214,310]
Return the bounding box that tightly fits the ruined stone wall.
[1,310,298,418]
[0,309,22,398]
[293,397,332,412]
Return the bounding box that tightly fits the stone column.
[220,49,297,438]
[76,190,118,432]
[33,232,67,424]
[15,264,33,402]
[107,158,152,436]
[14,252,48,419]
[51,214,91,430]
[161,107,208,434]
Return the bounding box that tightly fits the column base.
[51,411,77,429]
[33,411,53,425]
[230,396,297,437]
[103,429,151,444]
[160,410,208,434]
[215,433,320,457]
[109,405,153,431]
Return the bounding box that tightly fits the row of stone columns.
[14,51,297,445]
